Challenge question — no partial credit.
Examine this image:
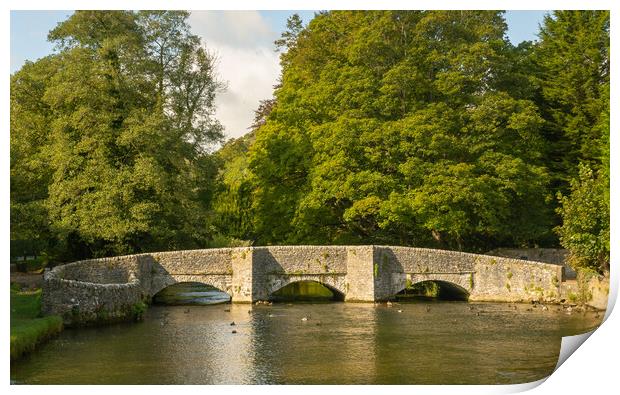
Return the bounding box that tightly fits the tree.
[534,11,610,185]
[247,11,554,250]
[534,11,610,273]
[10,11,224,260]
[274,14,304,61]
[556,164,609,272]
[10,57,59,257]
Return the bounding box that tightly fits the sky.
[10,10,548,140]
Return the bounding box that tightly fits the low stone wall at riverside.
[42,245,570,325]
[586,275,610,310]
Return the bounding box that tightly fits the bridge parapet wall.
[249,246,348,301]
[149,249,233,276]
[51,255,140,284]
[42,255,147,325]
[372,246,563,302]
[41,246,567,325]
[254,246,348,274]
[383,246,477,273]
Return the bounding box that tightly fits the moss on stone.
[131,302,147,321]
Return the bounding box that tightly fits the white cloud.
[190,10,275,49]
[189,11,281,139]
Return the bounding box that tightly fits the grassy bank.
[10,285,63,359]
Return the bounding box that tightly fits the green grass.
[10,285,63,360]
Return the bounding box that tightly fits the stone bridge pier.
[42,245,565,325]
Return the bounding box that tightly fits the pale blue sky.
[9,10,550,138]
[10,10,548,73]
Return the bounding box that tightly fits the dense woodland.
[10,11,610,273]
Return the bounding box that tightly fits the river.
[11,284,602,385]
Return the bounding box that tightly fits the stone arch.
[406,280,470,300]
[152,280,232,304]
[394,273,473,300]
[264,274,347,301]
[148,274,233,298]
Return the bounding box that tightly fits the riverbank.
[10,284,63,360]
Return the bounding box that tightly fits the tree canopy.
[247,11,555,250]
[11,10,610,272]
[11,11,224,260]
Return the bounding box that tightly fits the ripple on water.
[10,301,603,384]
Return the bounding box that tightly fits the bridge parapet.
[41,245,566,325]
[42,254,146,325]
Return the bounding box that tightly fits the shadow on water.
[10,298,604,384]
[396,280,470,302]
[152,282,231,305]
[270,280,345,302]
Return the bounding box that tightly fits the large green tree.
[10,11,224,260]
[248,11,554,250]
[534,10,610,184]
[10,56,60,258]
[535,11,610,272]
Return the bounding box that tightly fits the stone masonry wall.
[42,246,572,325]
[251,246,349,300]
[471,256,563,302]
[386,246,477,273]
[55,257,137,283]
[486,248,575,279]
[343,246,375,301]
[42,255,146,325]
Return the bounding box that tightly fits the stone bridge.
[42,245,565,324]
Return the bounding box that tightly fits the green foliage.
[206,234,253,248]
[248,11,554,250]
[271,281,335,301]
[535,11,610,274]
[11,11,224,261]
[11,10,610,261]
[556,165,609,272]
[408,282,440,298]
[131,302,147,321]
[534,11,609,182]
[210,132,256,241]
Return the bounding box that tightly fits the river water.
[11,291,602,385]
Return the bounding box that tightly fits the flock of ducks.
[158,298,601,331]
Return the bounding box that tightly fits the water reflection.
[248,303,379,384]
[11,301,602,384]
[153,282,231,305]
